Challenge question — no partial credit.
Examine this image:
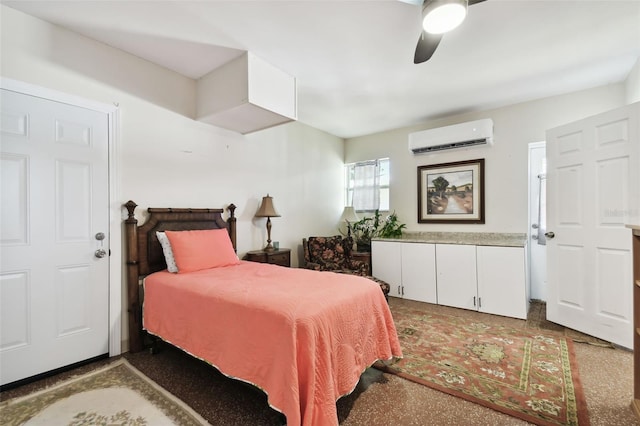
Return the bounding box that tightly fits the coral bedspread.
[143,261,402,426]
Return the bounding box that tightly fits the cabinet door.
[436,244,477,310]
[372,241,402,297]
[477,246,528,319]
[402,243,437,304]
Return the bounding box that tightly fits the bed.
[123,200,402,426]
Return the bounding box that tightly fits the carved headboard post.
[124,200,143,353]
[227,203,237,251]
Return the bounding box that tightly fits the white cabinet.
[435,244,477,310]
[477,246,528,319]
[402,243,437,303]
[436,244,528,319]
[373,238,529,319]
[371,241,437,303]
[372,241,402,297]
[437,244,529,319]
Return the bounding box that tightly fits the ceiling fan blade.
[410,0,485,64]
[413,31,442,64]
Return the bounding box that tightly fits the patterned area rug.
[378,303,590,426]
[0,359,210,426]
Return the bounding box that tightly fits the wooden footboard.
[123,200,237,352]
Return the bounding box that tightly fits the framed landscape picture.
[417,159,485,224]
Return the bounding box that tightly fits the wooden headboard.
[123,200,237,352]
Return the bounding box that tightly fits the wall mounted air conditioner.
[408,118,494,154]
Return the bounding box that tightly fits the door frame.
[527,141,546,301]
[1,77,122,356]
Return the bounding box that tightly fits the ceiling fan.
[399,0,486,64]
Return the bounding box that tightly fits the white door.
[0,89,110,385]
[401,242,437,304]
[546,103,639,349]
[528,142,547,301]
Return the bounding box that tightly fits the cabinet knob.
[544,231,555,239]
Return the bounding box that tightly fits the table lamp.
[255,194,280,251]
[339,206,359,238]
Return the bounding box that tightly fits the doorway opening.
[528,141,546,301]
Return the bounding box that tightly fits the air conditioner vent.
[411,138,488,154]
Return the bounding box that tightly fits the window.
[345,158,389,212]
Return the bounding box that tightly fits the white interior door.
[546,103,639,349]
[0,89,110,386]
[528,142,547,301]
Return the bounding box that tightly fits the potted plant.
[351,210,406,252]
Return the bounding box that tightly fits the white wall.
[345,84,627,234]
[1,5,345,347]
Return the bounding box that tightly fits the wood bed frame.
[123,200,237,353]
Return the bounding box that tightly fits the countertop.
[372,231,528,247]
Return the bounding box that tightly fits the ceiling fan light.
[422,0,468,34]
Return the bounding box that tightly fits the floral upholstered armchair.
[302,235,390,300]
[303,235,369,275]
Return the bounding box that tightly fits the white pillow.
[156,231,178,273]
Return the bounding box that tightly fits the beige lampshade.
[255,194,280,218]
[339,206,359,224]
[339,206,359,238]
[256,194,280,251]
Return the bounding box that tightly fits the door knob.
[544,232,555,239]
[95,249,107,258]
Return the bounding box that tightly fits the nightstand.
[351,251,372,275]
[245,248,291,267]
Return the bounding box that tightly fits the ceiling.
[3,0,640,138]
